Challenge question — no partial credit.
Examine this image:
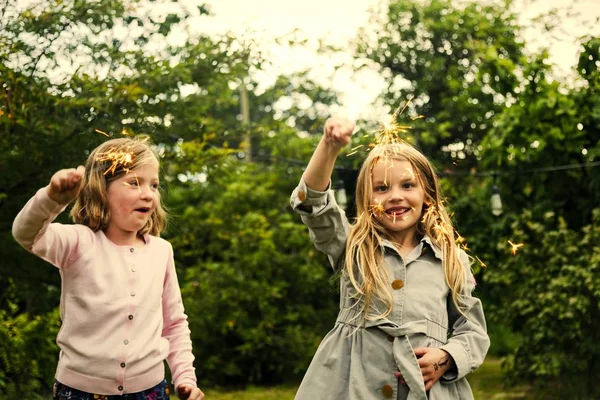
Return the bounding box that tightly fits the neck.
[104,228,144,247]
[389,232,419,256]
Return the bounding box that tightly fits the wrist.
[320,136,344,155]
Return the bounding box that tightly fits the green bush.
[0,280,60,398]
[486,209,600,399]
[168,162,339,386]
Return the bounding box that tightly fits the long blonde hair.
[344,142,468,320]
[70,137,168,236]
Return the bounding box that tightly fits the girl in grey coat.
[290,117,490,400]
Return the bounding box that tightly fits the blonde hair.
[70,137,168,236]
[344,142,468,320]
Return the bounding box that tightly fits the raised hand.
[323,116,355,149]
[46,166,85,205]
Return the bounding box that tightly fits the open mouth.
[385,207,410,219]
[134,207,151,214]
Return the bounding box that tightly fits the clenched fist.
[323,117,355,149]
[46,166,85,205]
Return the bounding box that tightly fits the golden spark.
[96,148,135,176]
[475,256,487,269]
[95,129,110,137]
[368,199,386,217]
[375,98,424,145]
[508,240,524,256]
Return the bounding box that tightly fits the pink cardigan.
[12,188,197,394]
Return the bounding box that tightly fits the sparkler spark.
[507,240,524,255]
[369,199,386,217]
[375,98,424,145]
[96,148,135,176]
[95,129,110,137]
[475,256,487,268]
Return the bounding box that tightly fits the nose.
[139,185,154,200]
[388,185,404,201]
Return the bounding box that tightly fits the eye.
[402,182,416,189]
[374,185,388,193]
[128,179,139,187]
[151,182,160,190]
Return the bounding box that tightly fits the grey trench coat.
[291,179,490,400]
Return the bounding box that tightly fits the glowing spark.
[475,256,487,268]
[95,129,110,137]
[369,199,385,217]
[97,147,135,176]
[508,240,524,255]
[374,98,420,145]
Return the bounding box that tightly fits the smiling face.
[104,159,160,245]
[370,158,426,245]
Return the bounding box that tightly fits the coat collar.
[381,235,443,260]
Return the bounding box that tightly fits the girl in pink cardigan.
[12,137,203,400]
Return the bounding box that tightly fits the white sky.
[184,0,600,120]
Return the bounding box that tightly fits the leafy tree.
[357,0,524,169]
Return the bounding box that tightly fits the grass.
[174,358,530,400]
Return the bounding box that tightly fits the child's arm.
[438,250,490,382]
[303,117,355,191]
[290,117,355,269]
[12,167,88,267]
[161,244,203,399]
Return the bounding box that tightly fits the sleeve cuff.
[173,376,197,391]
[440,341,472,382]
[290,178,331,214]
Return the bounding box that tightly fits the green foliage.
[165,131,338,385]
[358,0,524,169]
[0,280,60,398]
[484,209,600,398]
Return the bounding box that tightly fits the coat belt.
[336,308,448,400]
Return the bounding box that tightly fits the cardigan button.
[298,190,306,202]
[382,384,393,398]
[391,279,404,290]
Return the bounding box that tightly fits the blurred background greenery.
[1,0,599,398]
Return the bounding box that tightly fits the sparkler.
[508,240,524,255]
[375,99,424,146]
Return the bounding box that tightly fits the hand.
[46,166,85,205]
[395,347,454,391]
[323,116,355,149]
[176,384,204,400]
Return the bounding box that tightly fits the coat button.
[298,189,306,202]
[391,279,404,290]
[382,384,393,398]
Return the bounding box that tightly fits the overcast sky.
[179,0,600,120]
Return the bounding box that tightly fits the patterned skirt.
[52,379,170,400]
